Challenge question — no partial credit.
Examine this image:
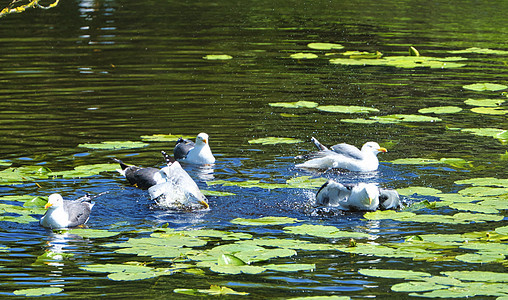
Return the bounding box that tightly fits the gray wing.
[63,200,94,227]
[174,138,195,160]
[330,143,364,160]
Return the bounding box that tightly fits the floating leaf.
[316,105,379,114]
[340,118,377,124]
[49,163,118,178]
[283,224,370,239]
[342,50,382,59]
[203,54,233,60]
[286,176,327,189]
[330,56,466,69]
[371,114,441,123]
[463,83,507,92]
[455,252,505,263]
[397,186,442,196]
[442,271,508,283]
[391,158,440,165]
[307,42,344,50]
[418,106,462,114]
[78,141,149,150]
[218,253,247,266]
[174,285,249,296]
[359,268,431,280]
[449,47,508,55]
[464,98,505,107]
[409,46,420,57]
[13,287,63,296]
[248,137,302,145]
[290,53,318,59]
[231,216,300,226]
[264,263,315,272]
[202,190,236,196]
[269,101,318,108]
[209,264,266,275]
[140,134,193,142]
[66,228,120,239]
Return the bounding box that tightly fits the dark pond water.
[1,0,507,298]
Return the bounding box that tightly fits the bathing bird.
[174,132,215,164]
[315,180,400,211]
[112,157,167,190]
[148,151,209,210]
[40,193,95,229]
[296,137,387,171]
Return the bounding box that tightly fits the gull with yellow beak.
[174,132,215,164]
[315,180,400,211]
[296,137,387,171]
[40,193,95,229]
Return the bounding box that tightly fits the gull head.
[355,183,380,209]
[45,194,64,209]
[196,133,209,145]
[361,142,387,155]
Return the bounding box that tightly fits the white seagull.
[174,132,215,164]
[296,137,387,171]
[148,151,209,210]
[315,180,400,211]
[40,193,95,229]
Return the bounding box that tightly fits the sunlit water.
[0,0,507,298]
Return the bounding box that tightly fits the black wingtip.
[112,158,129,170]
[161,150,175,165]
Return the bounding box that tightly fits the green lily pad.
[449,47,508,55]
[455,177,508,187]
[218,253,247,266]
[243,238,335,251]
[290,53,318,59]
[464,98,505,107]
[264,263,315,272]
[418,106,462,114]
[32,250,75,266]
[269,101,318,108]
[307,42,344,50]
[342,50,382,59]
[66,228,120,239]
[209,264,266,274]
[371,114,441,123]
[203,54,233,60]
[330,55,466,69]
[231,216,300,226]
[49,163,118,178]
[358,268,431,280]
[248,137,303,145]
[0,160,11,166]
[78,141,149,150]
[495,225,508,235]
[340,118,378,124]
[140,134,193,142]
[316,105,379,114]
[0,165,51,184]
[460,127,508,142]
[174,285,249,296]
[13,287,63,296]
[202,190,236,196]
[442,271,508,283]
[458,186,508,196]
[463,83,508,92]
[286,176,327,189]
[471,107,508,115]
[288,296,351,300]
[283,224,370,239]
[391,158,441,165]
[80,262,173,281]
[397,186,442,196]
[455,252,505,263]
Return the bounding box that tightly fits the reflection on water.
[0,0,507,298]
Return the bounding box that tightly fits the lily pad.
[140,134,193,142]
[463,83,508,92]
[391,158,440,165]
[464,98,505,107]
[202,190,236,196]
[330,55,467,69]
[418,106,462,114]
[340,118,377,124]
[174,285,249,296]
[231,216,300,226]
[370,114,441,123]
[307,43,344,50]
[13,287,63,296]
[471,106,508,115]
[248,137,303,145]
[49,163,118,178]
[359,268,431,280]
[66,228,120,239]
[264,263,315,272]
[316,105,379,114]
[397,186,442,196]
[449,47,508,55]
[269,101,318,109]
[283,224,370,239]
[290,53,318,59]
[203,54,233,60]
[78,141,149,150]
[342,50,382,59]
[286,176,328,189]
[442,271,508,283]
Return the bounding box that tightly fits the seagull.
[296,137,387,171]
[315,180,400,211]
[174,132,215,164]
[112,158,166,190]
[40,193,95,229]
[148,151,209,210]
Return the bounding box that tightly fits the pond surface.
[1,0,507,298]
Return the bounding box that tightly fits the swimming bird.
[148,151,209,210]
[315,180,400,211]
[174,132,215,164]
[112,158,166,189]
[296,137,387,171]
[40,193,95,229]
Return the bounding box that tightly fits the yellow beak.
[44,202,53,209]
[200,200,209,209]
[378,147,387,153]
